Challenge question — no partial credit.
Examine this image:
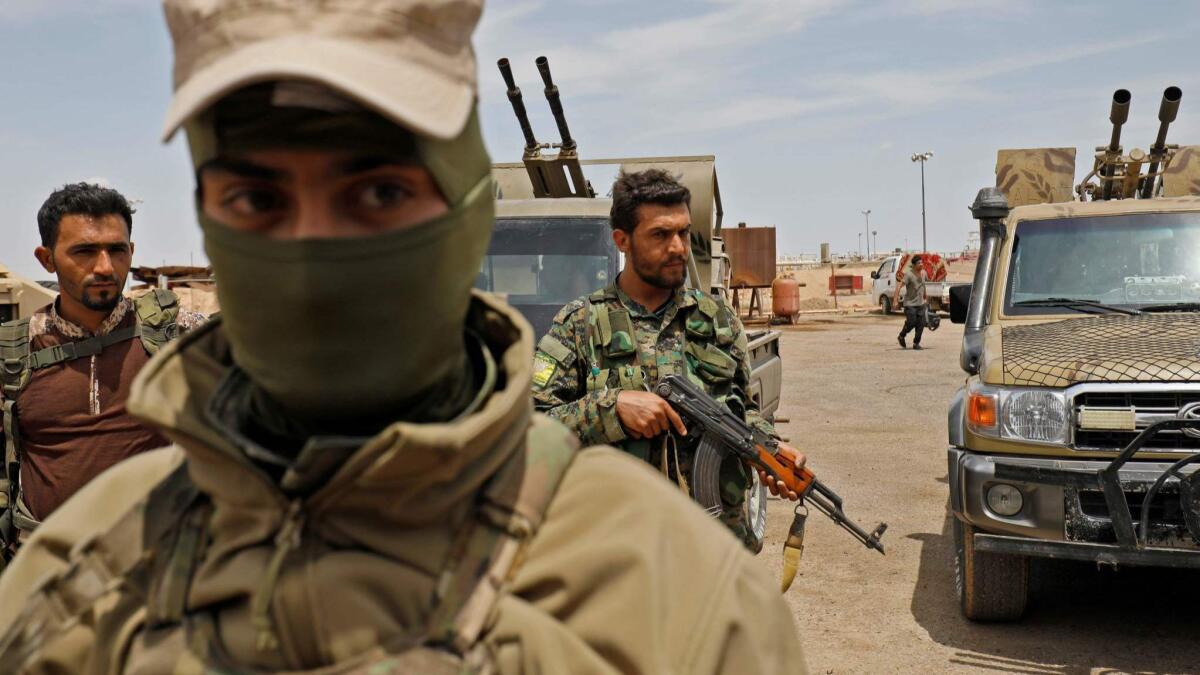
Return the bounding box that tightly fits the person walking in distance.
[898,254,927,350]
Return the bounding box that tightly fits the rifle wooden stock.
[753,445,815,495]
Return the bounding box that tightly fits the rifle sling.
[26,325,140,370]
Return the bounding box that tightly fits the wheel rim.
[747,471,768,540]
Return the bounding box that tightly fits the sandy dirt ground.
[754,314,1200,674]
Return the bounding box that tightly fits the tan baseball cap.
[160,0,482,142]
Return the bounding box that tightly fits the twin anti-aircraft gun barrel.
[497,56,591,198]
[1088,86,1184,200]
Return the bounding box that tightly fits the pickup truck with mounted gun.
[948,86,1200,620]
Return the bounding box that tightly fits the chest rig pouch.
[683,293,738,386]
[585,294,645,393]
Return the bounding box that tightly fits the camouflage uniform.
[0,294,807,674]
[533,279,776,549]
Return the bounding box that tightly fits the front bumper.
[949,446,1200,567]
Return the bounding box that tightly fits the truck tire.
[693,437,768,552]
[954,519,1029,621]
[880,295,893,314]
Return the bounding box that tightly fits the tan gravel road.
[755,314,1200,674]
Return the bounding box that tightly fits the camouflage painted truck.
[947,87,1200,620]
[477,57,782,543]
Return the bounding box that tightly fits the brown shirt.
[3,298,202,521]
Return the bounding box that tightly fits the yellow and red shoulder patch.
[532,354,558,388]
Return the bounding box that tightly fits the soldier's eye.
[223,187,286,216]
[353,181,412,211]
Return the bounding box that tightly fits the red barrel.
[772,276,801,319]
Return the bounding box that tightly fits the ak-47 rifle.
[654,375,887,591]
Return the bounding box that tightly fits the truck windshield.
[477,254,610,305]
[479,216,615,305]
[1005,212,1200,315]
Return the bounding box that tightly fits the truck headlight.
[966,383,1070,445]
[1003,390,1069,444]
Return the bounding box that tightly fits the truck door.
[876,258,896,297]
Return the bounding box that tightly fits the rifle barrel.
[497,58,539,152]
[1108,88,1131,151]
[536,56,577,152]
[1104,89,1132,199]
[1152,85,1182,150]
[1141,86,1183,198]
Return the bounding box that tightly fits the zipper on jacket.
[252,499,305,652]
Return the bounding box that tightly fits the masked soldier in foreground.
[533,169,804,551]
[0,1,806,673]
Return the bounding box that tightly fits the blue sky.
[2,0,1198,279]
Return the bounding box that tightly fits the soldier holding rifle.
[534,168,806,551]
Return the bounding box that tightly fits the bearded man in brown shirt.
[0,183,204,554]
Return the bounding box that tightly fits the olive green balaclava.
[186,83,494,424]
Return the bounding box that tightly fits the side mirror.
[949,284,972,324]
[870,271,879,280]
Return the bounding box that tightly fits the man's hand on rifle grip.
[616,390,688,439]
[760,444,805,501]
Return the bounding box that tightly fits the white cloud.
[662,94,858,135]
[887,0,1033,15]
[795,32,1167,119]
[478,0,1168,144]
[480,0,847,100]
[478,0,854,145]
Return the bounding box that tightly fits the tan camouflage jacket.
[0,292,806,675]
[532,280,775,448]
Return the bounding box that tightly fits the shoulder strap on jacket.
[134,288,180,355]
[426,413,578,658]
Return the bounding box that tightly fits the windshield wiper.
[1013,298,1141,315]
[1138,302,1200,313]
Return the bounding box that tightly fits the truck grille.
[1077,489,1185,526]
[1073,391,1200,452]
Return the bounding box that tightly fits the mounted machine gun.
[1077,87,1183,200]
[497,56,594,198]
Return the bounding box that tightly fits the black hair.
[37,183,134,248]
[609,169,691,234]
[911,255,923,265]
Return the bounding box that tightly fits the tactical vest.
[0,289,181,543]
[578,287,740,396]
[0,417,577,675]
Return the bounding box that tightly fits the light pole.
[861,209,871,259]
[872,230,878,256]
[911,151,933,251]
[857,232,862,258]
